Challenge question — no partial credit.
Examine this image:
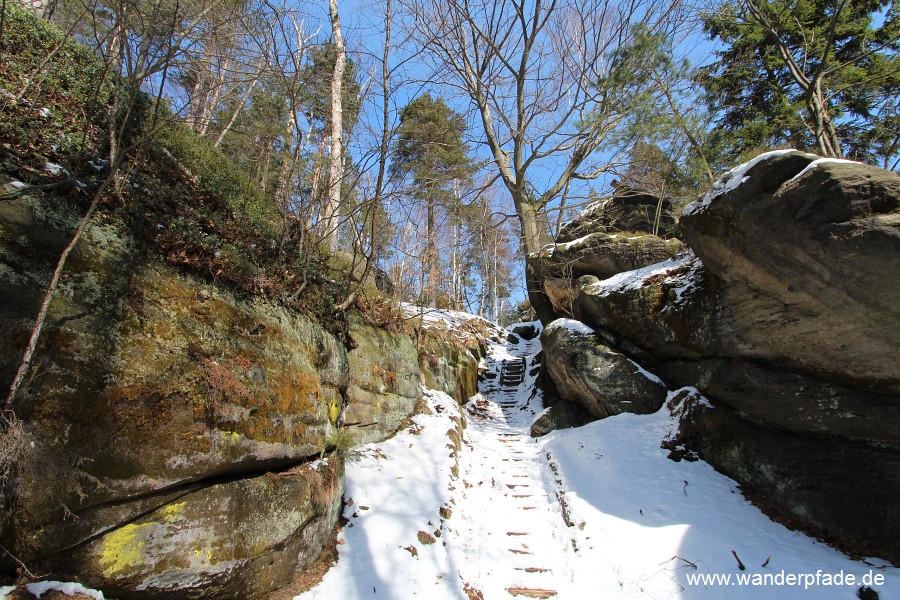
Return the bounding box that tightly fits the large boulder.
[0,194,344,595]
[659,358,900,450]
[565,151,900,560]
[575,151,900,396]
[556,188,679,242]
[41,460,344,599]
[679,151,900,394]
[533,232,684,283]
[540,319,668,419]
[530,400,594,437]
[574,253,726,362]
[529,188,686,325]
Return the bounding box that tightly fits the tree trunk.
[322,0,346,252]
[333,0,391,313]
[514,197,555,323]
[274,111,298,215]
[808,76,842,157]
[426,192,437,306]
[197,56,231,137]
[213,75,259,148]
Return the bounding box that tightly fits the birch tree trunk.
[322,0,346,252]
[213,73,259,148]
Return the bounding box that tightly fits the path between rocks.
[445,337,578,599]
[296,320,900,600]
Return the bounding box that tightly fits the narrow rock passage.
[446,334,577,599]
[297,316,900,600]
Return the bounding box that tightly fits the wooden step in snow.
[499,357,528,387]
[515,567,550,573]
[507,588,557,598]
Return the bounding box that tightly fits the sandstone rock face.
[665,390,900,564]
[49,460,344,599]
[557,151,900,560]
[0,194,463,595]
[556,189,679,242]
[658,358,900,450]
[573,152,900,403]
[417,329,478,405]
[574,254,727,362]
[535,232,684,283]
[540,319,667,419]
[679,151,900,394]
[0,195,348,593]
[530,190,685,326]
[344,313,422,447]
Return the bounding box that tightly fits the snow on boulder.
[681,148,813,216]
[680,150,900,395]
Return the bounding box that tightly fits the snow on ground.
[302,322,900,600]
[0,581,106,600]
[298,387,467,599]
[544,401,899,599]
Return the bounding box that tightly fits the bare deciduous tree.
[320,0,346,251]
[401,0,681,318]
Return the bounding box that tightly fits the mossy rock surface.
[343,312,422,446]
[42,459,344,599]
[1,195,348,575]
[417,329,478,404]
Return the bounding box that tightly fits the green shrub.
[0,3,342,330]
[0,3,112,144]
[152,124,280,233]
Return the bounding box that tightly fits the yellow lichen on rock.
[163,501,186,522]
[99,521,153,575]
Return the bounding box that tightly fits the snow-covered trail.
[298,322,900,600]
[447,334,578,598]
[6,319,899,600]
